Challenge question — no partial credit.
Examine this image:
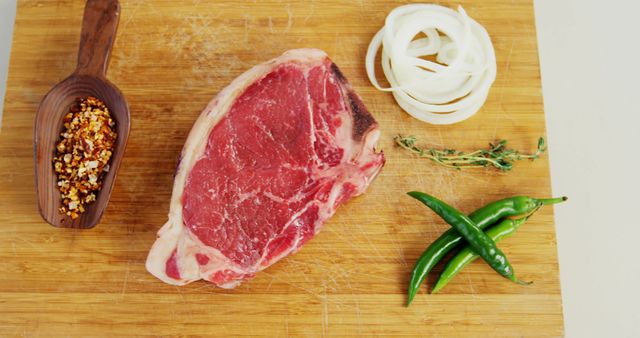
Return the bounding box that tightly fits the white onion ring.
[365,4,497,125]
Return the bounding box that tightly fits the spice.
[432,217,530,294]
[407,192,532,291]
[395,135,546,171]
[406,194,567,305]
[53,96,117,219]
[406,196,545,306]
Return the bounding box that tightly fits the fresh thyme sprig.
[394,135,546,171]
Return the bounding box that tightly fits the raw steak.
[146,49,385,288]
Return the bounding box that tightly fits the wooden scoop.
[34,0,129,228]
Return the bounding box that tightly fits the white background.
[0,0,15,128]
[534,1,640,336]
[1,0,639,336]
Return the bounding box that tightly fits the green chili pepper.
[406,194,566,306]
[407,191,528,285]
[432,217,529,294]
[407,195,566,305]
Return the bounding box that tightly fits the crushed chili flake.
[53,96,117,219]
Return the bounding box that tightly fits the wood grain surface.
[0,0,562,336]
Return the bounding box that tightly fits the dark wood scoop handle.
[75,0,120,77]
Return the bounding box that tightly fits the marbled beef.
[146,49,385,288]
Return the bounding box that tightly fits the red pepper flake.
[52,96,117,219]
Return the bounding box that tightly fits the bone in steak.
[146,49,385,288]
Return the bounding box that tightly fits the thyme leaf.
[394,135,546,171]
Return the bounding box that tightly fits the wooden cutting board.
[0,0,563,336]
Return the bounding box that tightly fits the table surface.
[533,0,640,337]
[1,0,639,337]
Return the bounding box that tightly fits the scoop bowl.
[34,0,129,228]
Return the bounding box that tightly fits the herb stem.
[394,135,546,171]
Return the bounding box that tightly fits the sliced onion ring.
[365,4,497,125]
